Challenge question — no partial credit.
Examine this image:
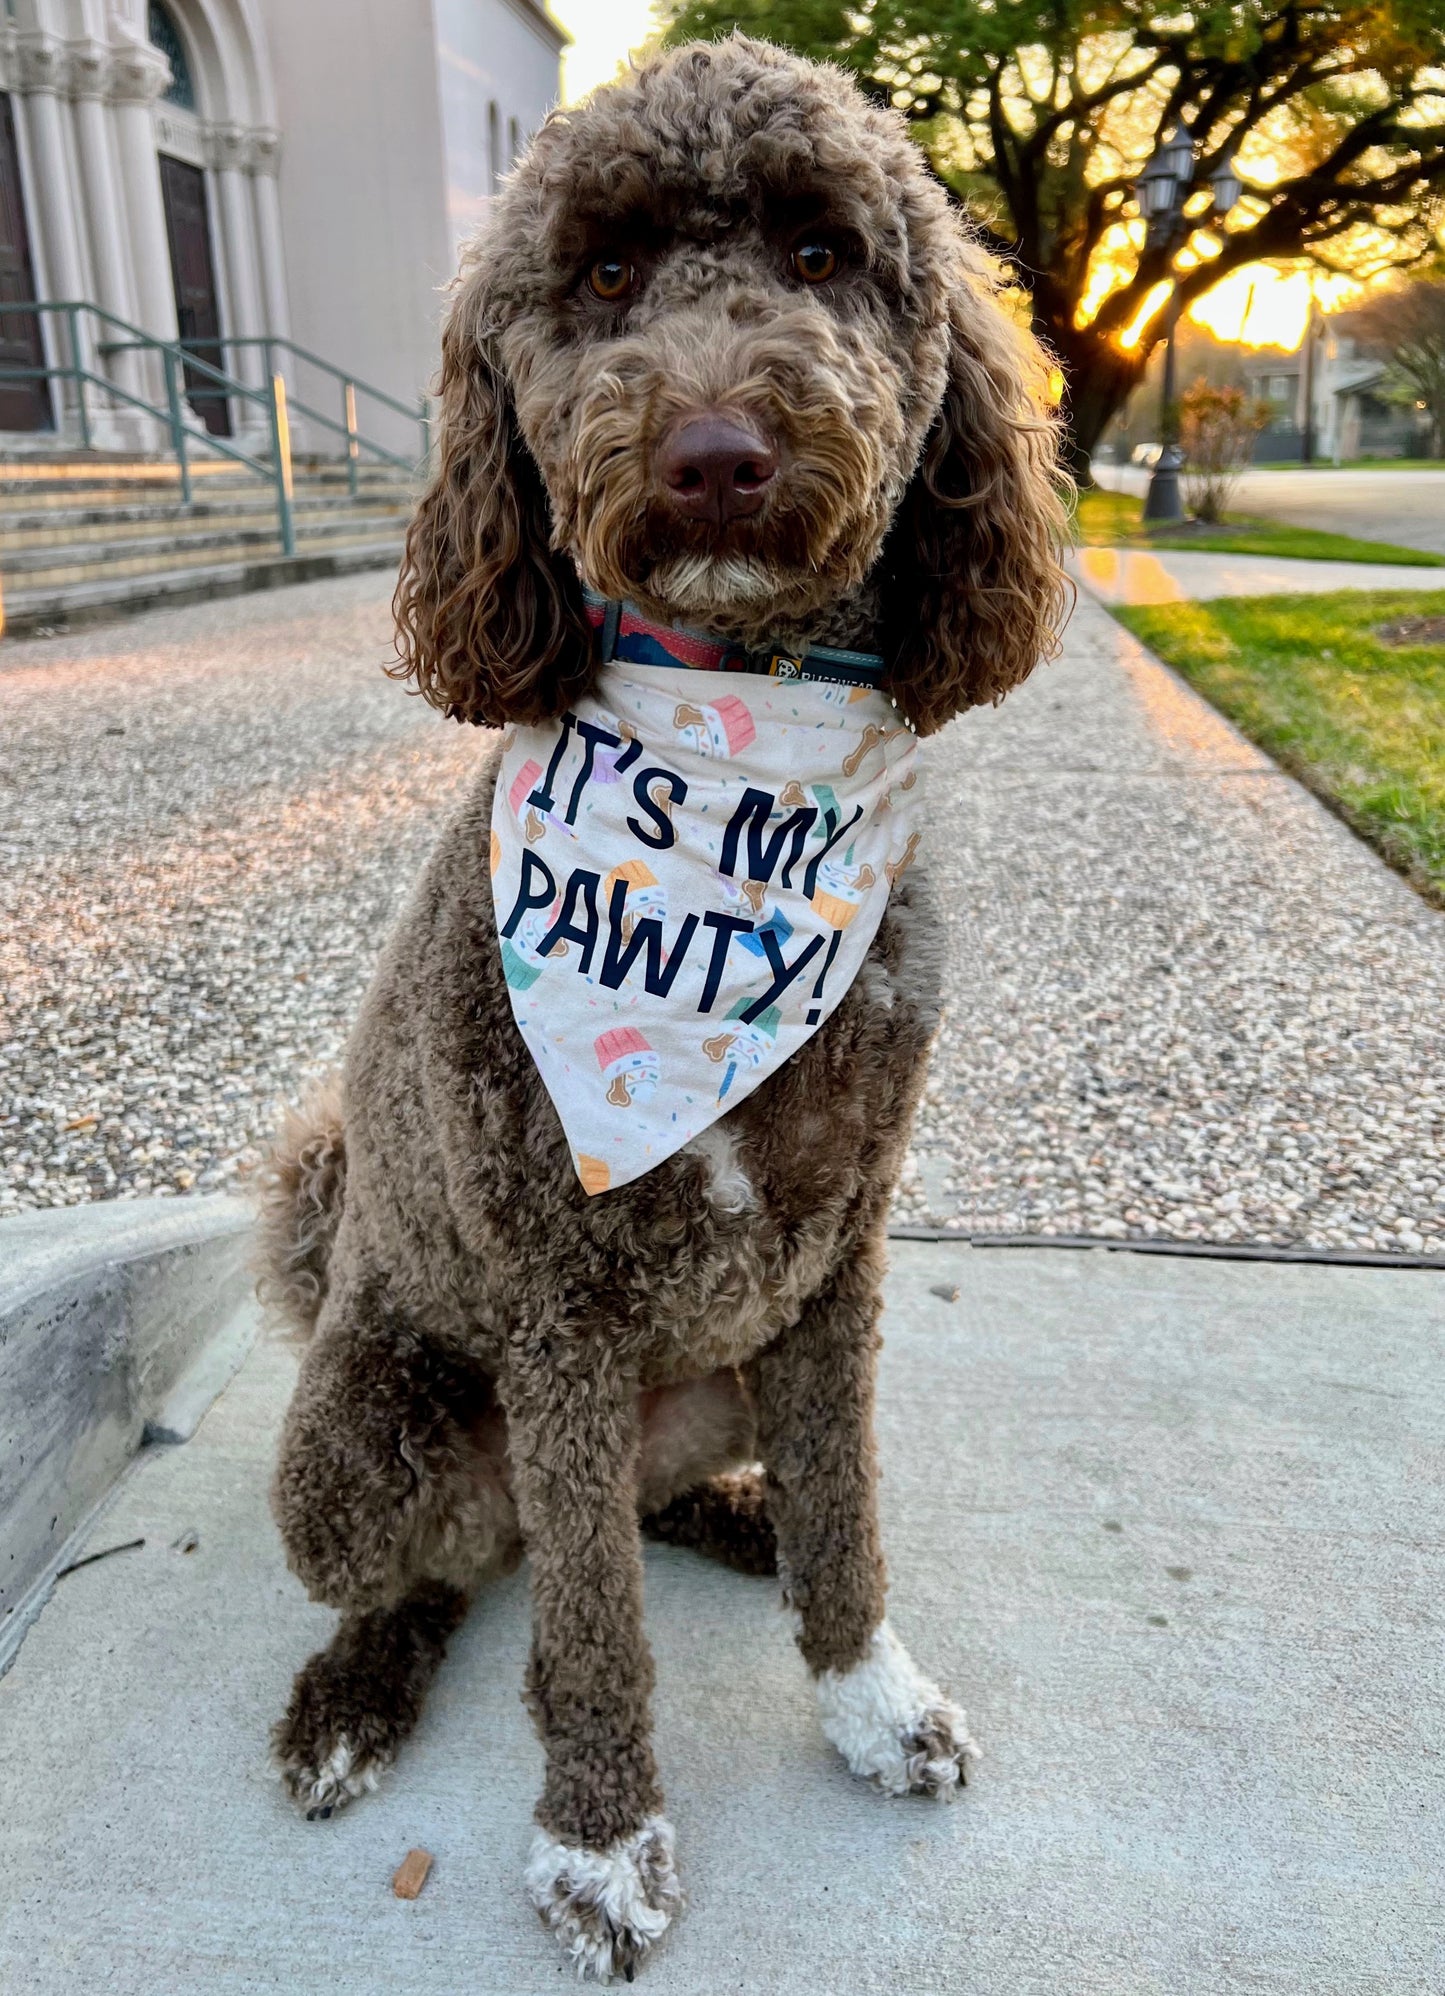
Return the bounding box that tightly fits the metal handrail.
[232,334,424,423]
[0,299,425,544]
[100,328,426,489]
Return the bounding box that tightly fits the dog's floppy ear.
[880,271,1072,736]
[392,261,594,726]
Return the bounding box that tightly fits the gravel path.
[3,573,1442,1254]
[1,575,490,1212]
[894,591,1445,1253]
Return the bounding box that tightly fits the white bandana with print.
[490,661,922,1195]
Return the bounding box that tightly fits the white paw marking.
[278,1733,390,1817]
[816,1622,979,1799]
[525,1813,682,1982]
[686,1124,755,1214]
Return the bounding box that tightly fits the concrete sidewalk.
[1070,542,1445,605]
[1,1239,1441,1993]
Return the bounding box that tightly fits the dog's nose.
[659,414,778,525]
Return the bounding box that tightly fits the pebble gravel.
[1,574,489,1213]
[2,573,1442,1256]
[893,591,1445,1256]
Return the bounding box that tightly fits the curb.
[887,1226,1445,1270]
[0,1193,258,1674]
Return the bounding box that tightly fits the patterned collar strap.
[582,587,887,691]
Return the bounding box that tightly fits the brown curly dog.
[260,33,1068,1981]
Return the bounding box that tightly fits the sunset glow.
[1188,264,1363,349]
[550,0,659,103]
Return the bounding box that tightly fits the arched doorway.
[143,0,284,444]
[150,2,229,434]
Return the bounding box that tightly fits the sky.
[551,0,660,103]
[545,3,1315,350]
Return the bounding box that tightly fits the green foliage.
[661,2,1445,458]
[1115,588,1445,900]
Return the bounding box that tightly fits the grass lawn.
[1114,589,1445,904]
[1075,487,1445,567]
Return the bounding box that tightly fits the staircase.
[0,455,415,638]
[0,301,428,638]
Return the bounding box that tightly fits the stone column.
[68,41,136,324]
[15,31,90,437]
[108,29,178,344]
[246,128,298,444]
[66,35,154,445]
[211,122,269,442]
[249,130,289,343]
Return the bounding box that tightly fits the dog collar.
[583,587,887,692]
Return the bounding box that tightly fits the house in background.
[1243,329,1431,463]
[0,0,566,456]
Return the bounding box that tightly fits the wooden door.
[0,94,51,432]
[159,153,231,437]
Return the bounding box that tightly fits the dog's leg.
[271,1287,517,1814]
[273,1581,467,1815]
[748,1240,979,1799]
[641,1469,776,1575]
[635,1371,777,1576]
[506,1352,681,1982]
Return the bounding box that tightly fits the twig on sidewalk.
[56,1537,145,1580]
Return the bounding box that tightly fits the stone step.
[3,535,406,636]
[6,511,412,589]
[0,495,411,550]
[0,462,415,505]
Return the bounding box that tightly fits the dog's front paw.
[273,1729,392,1819]
[816,1622,979,1799]
[526,1814,682,1981]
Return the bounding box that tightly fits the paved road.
[1095,462,1445,556]
[2,572,1443,1252]
[2,1238,1440,1993]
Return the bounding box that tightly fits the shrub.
[1179,383,1272,522]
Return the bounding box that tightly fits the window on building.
[488,100,501,196]
[149,2,196,111]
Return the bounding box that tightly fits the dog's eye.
[588,258,637,301]
[791,241,839,284]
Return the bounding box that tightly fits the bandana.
[490,602,922,1195]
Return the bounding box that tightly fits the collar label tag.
[491,661,923,1195]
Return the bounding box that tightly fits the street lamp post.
[1136,130,1242,523]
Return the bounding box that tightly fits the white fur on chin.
[647,552,780,615]
[525,1813,682,1982]
[815,1622,979,1798]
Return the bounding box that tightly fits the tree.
[1339,275,1445,455]
[661,2,1445,476]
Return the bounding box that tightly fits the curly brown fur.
[253,1075,346,1338]
[642,1469,778,1577]
[391,33,1069,729]
[273,1581,467,1816]
[267,34,1062,1978]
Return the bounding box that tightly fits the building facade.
[1243,332,1432,464]
[0,0,564,454]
